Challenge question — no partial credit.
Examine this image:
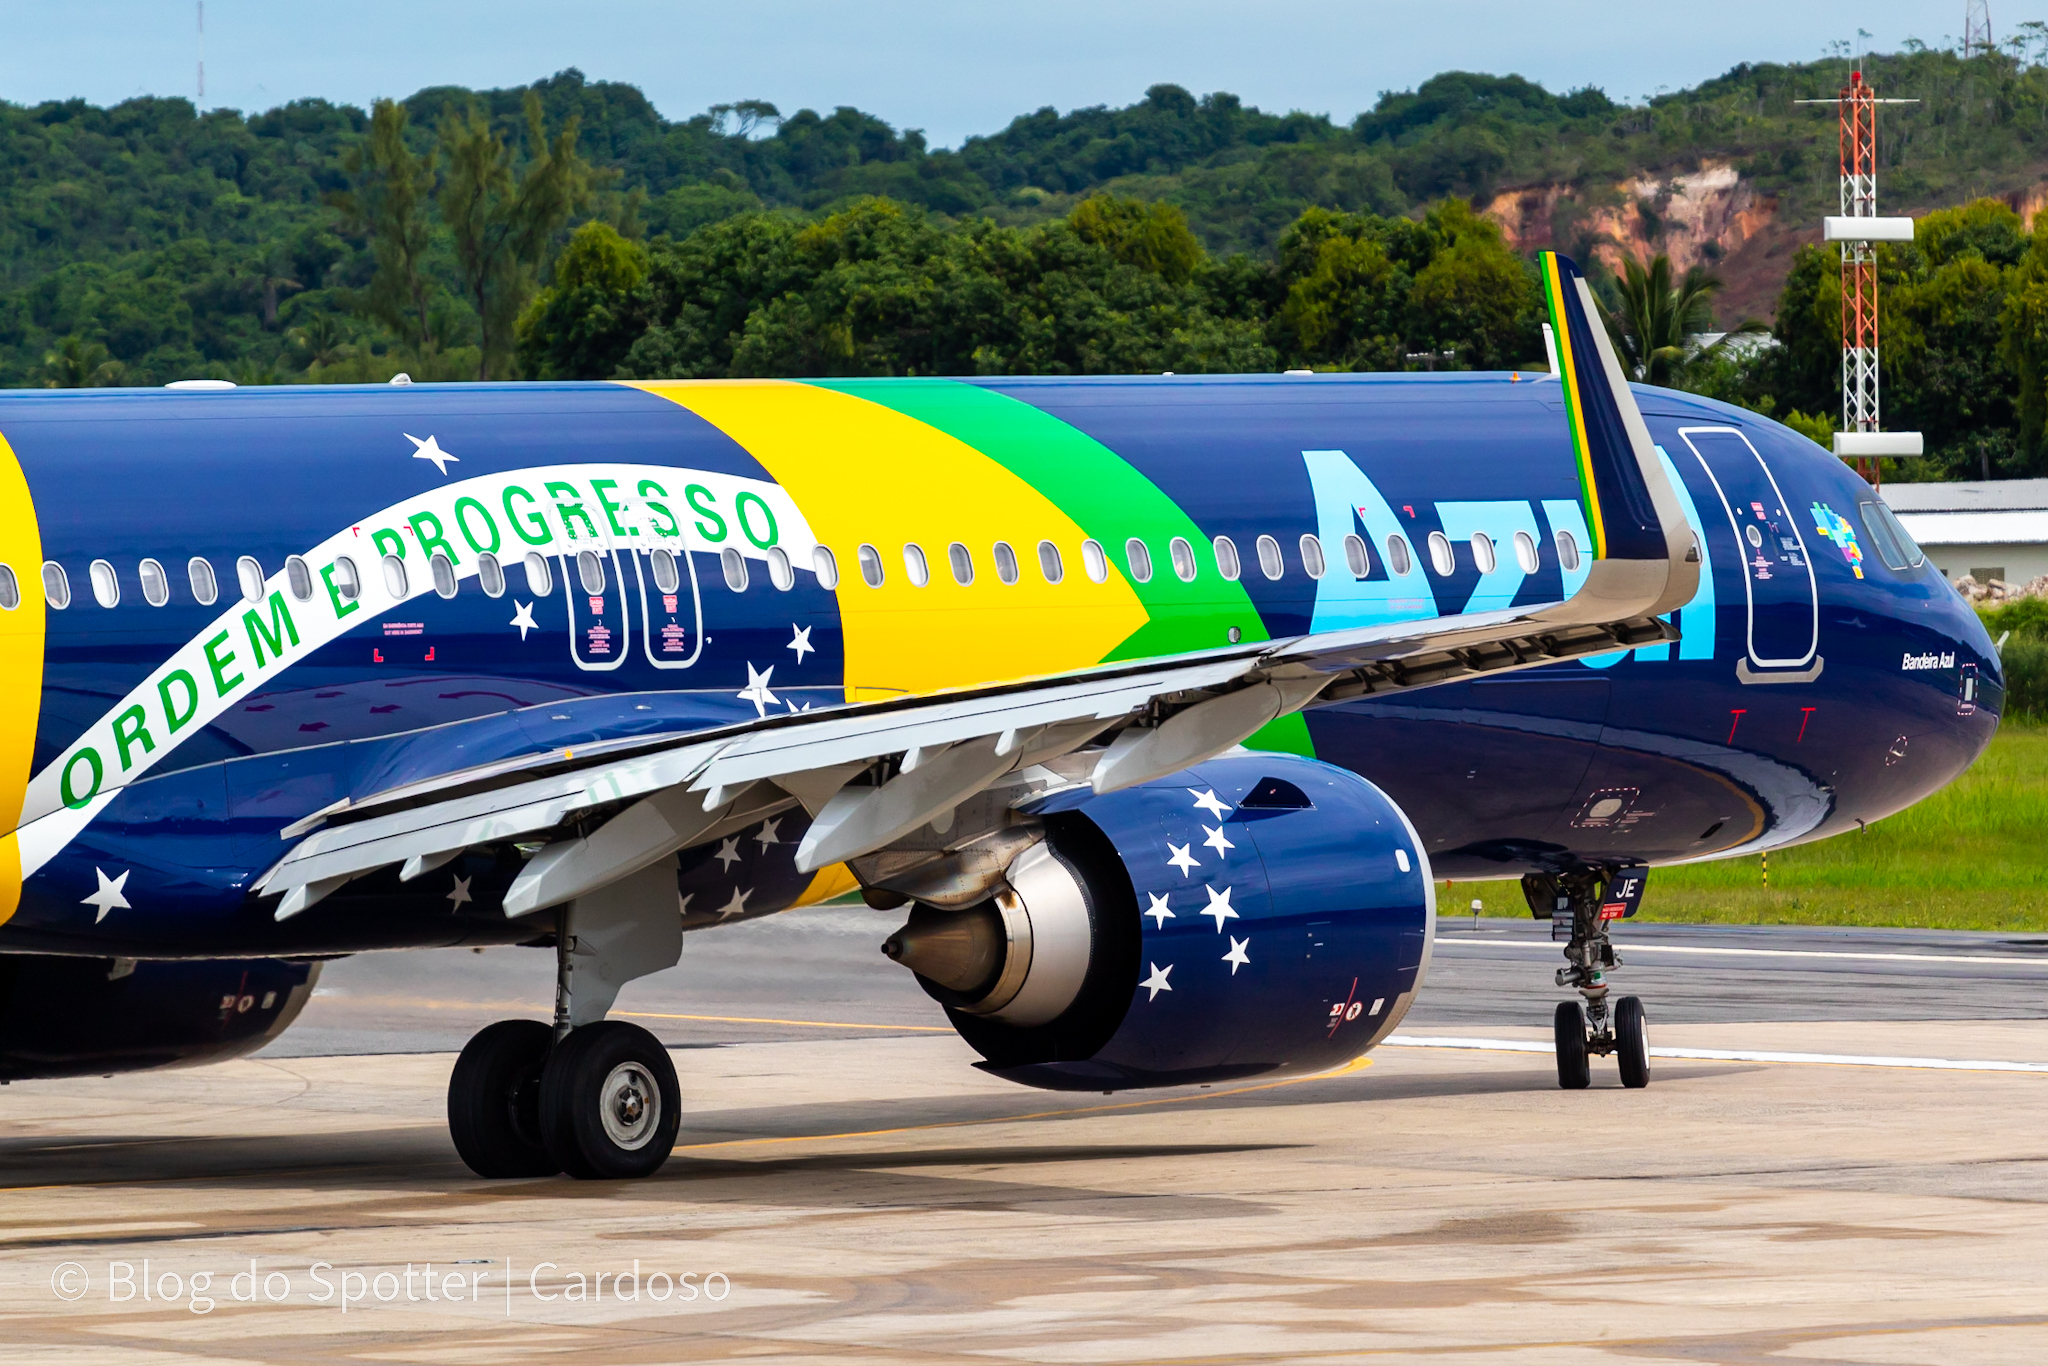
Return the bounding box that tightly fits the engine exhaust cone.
[881,902,1007,997]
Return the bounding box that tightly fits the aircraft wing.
[253,252,1697,921]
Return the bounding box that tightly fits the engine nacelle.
[883,754,1434,1090]
[0,956,320,1081]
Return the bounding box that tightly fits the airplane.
[0,254,1996,1178]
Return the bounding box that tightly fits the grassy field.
[1441,723,2048,933]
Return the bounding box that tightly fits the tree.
[1597,254,1737,387]
[437,92,592,379]
[515,221,649,379]
[36,337,124,388]
[333,99,438,353]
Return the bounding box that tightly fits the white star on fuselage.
[1223,936,1250,974]
[1201,884,1239,931]
[405,433,459,475]
[1188,788,1231,819]
[509,601,538,640]
[754,817,782,848]
[1202,824,1235,858]
[738,662,779,717]
[715,837,744,870]
[1140,962,1174,1001]
[447,875,472,908]
[787,624,814,663]
[1166,842,1200,876]
[715,886,753,919]
[82,867,131,923]
[1144,892,1175,928]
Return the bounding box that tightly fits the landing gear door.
[1679,426,1820,680]
[565,549,632,672]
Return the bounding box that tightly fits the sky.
[0,2,2026,146]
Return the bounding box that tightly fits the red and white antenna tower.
[1965,0,1994,56]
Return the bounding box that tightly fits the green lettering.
[204,630,243,697]
[321,562,360,620]
[243,592,300,668]
[591,478,635,538]
[685,485,727,542]
[735,492,778,550]
[409,510,459,566]
[158,670,199,734]
[453,496,501,555]
[504,485,552,545]
[112,705,155,772]
[370,528,405,561]
[637,479,680,538]
[60,748,102,810]
[545,481,599,540]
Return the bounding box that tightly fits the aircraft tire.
[448,1019,560,1179]
[539,1020,681,1180]
[1553,1001,1591,1090]
[1616,996,1651,1089]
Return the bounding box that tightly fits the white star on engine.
[447,875,472,909]
[1201,884,1239,931]
[1166,841,1200,876]
[82,867,131,923]
[1140,961,1174,1001]
[1202,824,1235,858]
[1223,936,1250,975]
[755,817,783,848]
[716,885,753,920]
[1188,788,1231,819]
[737,662,779,717]
[509,601,538,640]
[1145,893,1175,928]
[787,624,814,663]
[715,836,744,870]
[405,432,459,475]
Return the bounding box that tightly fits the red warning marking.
[1726,709,1747,745]
[1797,706,1817,743]
[424,646,436,662]
[372,648,385,663]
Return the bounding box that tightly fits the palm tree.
[288,314,353,370]
[1597,255,1759,387]
[36,337,125,389]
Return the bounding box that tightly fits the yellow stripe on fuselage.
[628,381,1150,701]
[0,434,44,924]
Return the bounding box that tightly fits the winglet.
[1539,252,1699,620]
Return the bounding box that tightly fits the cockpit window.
[1860,501,1925,571]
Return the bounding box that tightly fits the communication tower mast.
[1965,0,1994,56]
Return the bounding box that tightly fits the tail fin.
[1539,251,1699,619]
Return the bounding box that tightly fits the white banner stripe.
[1432,937,2048,969]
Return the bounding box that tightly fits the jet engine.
[881,754,1434,1090]
[0,955,320,1081]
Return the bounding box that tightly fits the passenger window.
[1427,532,1455,576]
[1256,535,1284,581]
[813,545,840,589]
[1555,530,1581,572]
[1170,536,1196,582]
[139,557,169,607]
[903,543,930,587]
[993,541,1019,585]
[1342,533,1370,578]
[188,556,218,605]
[648,548,679,594]
[721,546,748,592]
[576,550,606,595]
[89,558,118,608]
[382,553,408,598]
[1037,540,1064,584]
[1513,530,1540,574]
[0,564,18,611]
[285,555,314,602]
[1082,539,1108,584]
[522,551,552,597]
[1385,534,1413,576]
[948,541,974,585]
[1124,538,1152,583]
[1471,533,1497,575]
[330,556,361,601]
[767,546,794,590]
[237,556,265,604]
[1300,534,1326,580]
[858,544,884,587]
[41,561,69,610]
[430,552,458,599]
[1213,535,1241,581]
[477,551,506,598]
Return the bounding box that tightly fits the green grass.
[1441,723,2048,933]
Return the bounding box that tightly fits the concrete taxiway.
[1,907,2046,1363]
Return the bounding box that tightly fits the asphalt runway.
[1,907,2045,1363]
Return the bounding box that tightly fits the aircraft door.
[564,548,632,672]
[1679,426,1819,680]
[634,545,704,669]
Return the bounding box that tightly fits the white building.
[1880,479,2048,586]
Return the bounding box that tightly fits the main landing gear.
[447,861,686,1179]
[1525,868,1651,1091]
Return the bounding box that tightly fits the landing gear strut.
[1524,868,1651,1090]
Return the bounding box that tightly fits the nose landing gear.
[1526,867,1651,1090]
